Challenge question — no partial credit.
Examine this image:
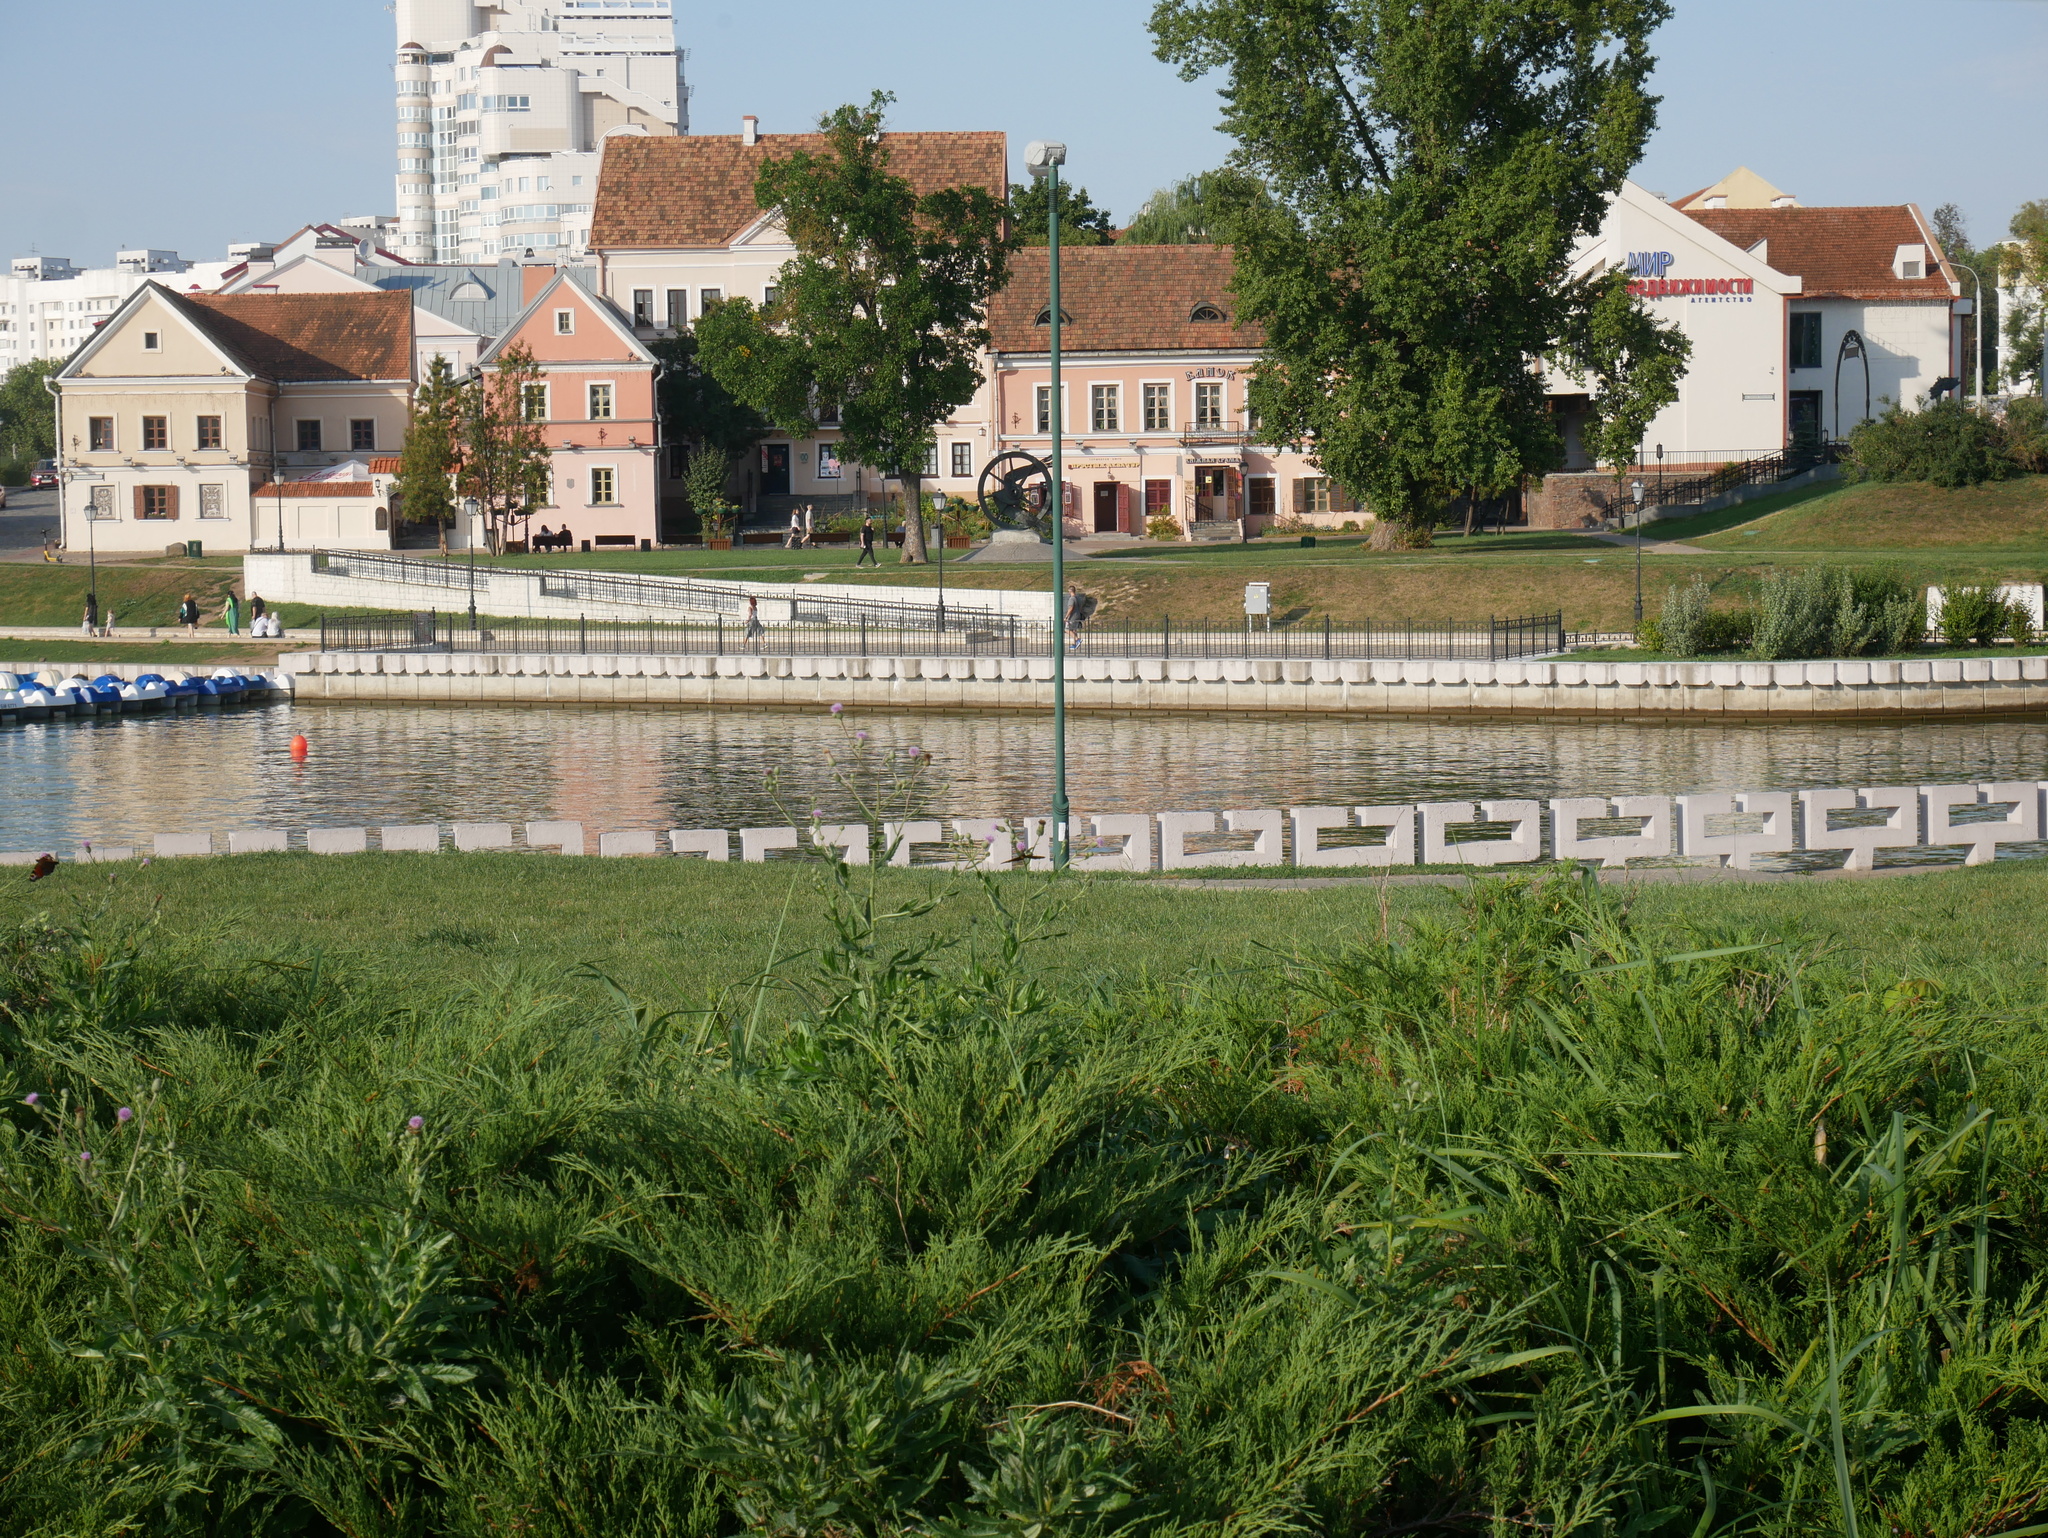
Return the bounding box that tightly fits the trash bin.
[580,539,591,553]
[640,537,651,551]
[1299,535,1316,548]
[185,540,203,558]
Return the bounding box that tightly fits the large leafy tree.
[1151,0,1675,545]
[2000,201,2048,394]
[697,91,1016,564]
[0,359,61,467]
[391,355,464,550]
[1120,168,1271,245]
[1008,178,1116,246]
[651,327,769,539]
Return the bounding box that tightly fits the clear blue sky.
[4,0,2044,266]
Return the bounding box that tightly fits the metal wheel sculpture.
[976,449,1054,536]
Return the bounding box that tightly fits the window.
[1195,381,1225,429]
[199,484,226,519]
[762,285,780,309]
[1035,384,1054,434]
[817,443,842,479]
[296,420,323,452]
[142,416,168,450]
[1090,383,1120,432]
[587,383,614,420]
[589,466,617,504]
[136,485,177,520]
[923,445,939,477]
[632,290,653,326]
[196,415,223,449]
[1144,478,1172,515]
[521,383,549,421]
[1189,303,1226,323]
[699,287,722,315]
[667,442,688,478]
[665,289,686,329]
[1790,312,1822,371]
[88,417,114,451]
[142,331,160,351]
[1033,307,1072,326]
[1142,383,1170,432]
[1297,477,1333,514]
[87,486,115,520]
[950,442,973,478]
[350,419,377,451]
[482,94,531,111]
[555,309,575,335]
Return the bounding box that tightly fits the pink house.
[987,245,1358,537]
[480,267,660,549]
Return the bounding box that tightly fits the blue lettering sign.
[1625,251,1675,278]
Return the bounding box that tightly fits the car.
[30,460,58,489]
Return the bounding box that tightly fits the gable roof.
[478,267,657,364]
[171,290,415,380]
[1684,204,1956,302]
[57,281,256,379]
[374,258,579,341]
[590,131,1007,250]
[989,245,1264,354]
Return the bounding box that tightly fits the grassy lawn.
[6,850,2044,1006]
[0,638,294,667]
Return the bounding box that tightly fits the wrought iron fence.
[319,610,1566,662]
[1641,438,1840,513]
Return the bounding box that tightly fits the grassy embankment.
[2,856,2043,1534]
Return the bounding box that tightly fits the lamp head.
[462,496,480,517]
[1023,141,1067,180]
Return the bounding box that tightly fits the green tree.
[1931,201,2000,393]
[391,355,464,550]
[1565,272,1690,520]
[681,445,738,540]
[458,341,551,553]
[1007,177,1116,246]
[651,327,769,540]
[0,359,61,469]
[697,91,1016,564]
[2004,200,2048,394]
[1150,0,1671,546]
[1119,168,1271,245]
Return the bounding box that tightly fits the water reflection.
[2,702,2044,853]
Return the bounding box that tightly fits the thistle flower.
[116,1106,133,1123]
[407,1116,424,1133]
[23,1093,38,1107]
[139,859,152,868]
[829,702,844,715]
[79,1152,92,1164]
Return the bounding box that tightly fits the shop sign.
[1185,366,1237,381]
[1623,249,1753,298]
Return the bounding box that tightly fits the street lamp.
[1026,136,1070,871]
[462,495,480,628]
[1630,478,1646,631]
[1949,260,1987,408]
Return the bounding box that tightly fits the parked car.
[30,460,59,488]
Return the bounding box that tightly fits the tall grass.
[1,870,2044,1536]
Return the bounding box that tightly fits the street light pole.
[1028,138,1070,871]
[462,496,479,627]
[1630,478,1645,630]
[1949,260,1987,408]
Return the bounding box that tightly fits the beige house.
[53,285,414,554]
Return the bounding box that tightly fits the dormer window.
[1893,244,1926,281]
[1033,307,1072,326]
[1189,303,1226,323]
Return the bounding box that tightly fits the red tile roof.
[252,481,377,498]
[170,289,415,380]
[368,456,402,475]
[989,245,1264,354]
[590,131,1007,250]
[1684,205,1955,302]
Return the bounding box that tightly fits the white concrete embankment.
[283,650,2048,719]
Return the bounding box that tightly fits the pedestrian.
[802,503,815,545]
[81,592,98,636]
[222,593,241,637]
[178,594,200,635]
[856,516,878,567]
[743,593,765,647]
[102,608,116,637]
[249,593,267,623]
[784,509,802,548]
[1065,585,1097,651]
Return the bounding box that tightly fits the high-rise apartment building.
[393,1,687,266]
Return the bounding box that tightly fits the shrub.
[1844,397,2024,488]
[1936,583,2025,646]
[1144,513,1181,541]
[1656,577,1714,655]
[0,457,28,488]
[1340,518,1361,532]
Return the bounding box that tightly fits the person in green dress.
[222,593,240,636]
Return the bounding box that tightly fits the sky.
[3,0,2046,266]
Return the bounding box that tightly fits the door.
[761,442,791,495]
[1789,390,1824,451]
[1092,482,1119,533]
[1248,477,1275,520]
[1194,466,1230,520]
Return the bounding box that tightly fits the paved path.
[1584,531,1713,554]
[0,488,63,562]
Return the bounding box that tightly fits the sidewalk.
[0,626,290,648]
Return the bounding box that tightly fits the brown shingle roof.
[590,131,1007,250]
[171,289,414,381]
[1684,206,1955,302]
[989,245,1264,354]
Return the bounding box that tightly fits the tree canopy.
[1008,177,1116,247]
[697,91,1016,564]
[1119,168,1270,245]
[391,355,464,547]
[0,359,61,468]
[1150,0,1678,540]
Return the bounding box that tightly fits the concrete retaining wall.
[282,649,2048,719]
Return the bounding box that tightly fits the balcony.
[1179,417,1249,447]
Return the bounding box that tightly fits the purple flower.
[23,1093,39,1107]
[829,702,844,715]
[854,730,868,743]
[79,1152,92,1164]
[116,1107,133,1123]
[407,1116,424,1133]
[139,859,152,868]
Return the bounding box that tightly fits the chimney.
[522,263,558,303]
[742,114,759,146]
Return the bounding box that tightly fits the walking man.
[855,516,878,567]
[178,593,200,635]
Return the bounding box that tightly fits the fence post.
[1163,614,1170,659]
[860,615,867,657]
[579,613,587,655]
[1323,614,1331,661]
[717,616,724,655]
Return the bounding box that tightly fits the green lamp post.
[1026,138,1070,870]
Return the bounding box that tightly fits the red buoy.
[290,734,309,760]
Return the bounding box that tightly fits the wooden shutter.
[133,486,146,518]
[166,485,180,520]
[1116,481,1133,532]
[1292,478,1306,514]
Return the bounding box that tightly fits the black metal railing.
[319,610,1565,662]
[1641,438,1840,513]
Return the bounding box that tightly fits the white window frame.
[554,309,576,336]
[1033,382,1068,435]
[1090,382,1120,434]
[816,442,843,479]
[142,331,161,352]
[1194,380,1226,429]
[586,382,615,421]
[1141,381,1173,434]
[588,465,619,505]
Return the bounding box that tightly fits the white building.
[0,248,239,365]
[392,0,688,268]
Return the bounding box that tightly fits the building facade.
[392,0,687,267]
[1,249,238,366]
[51,287,414,554]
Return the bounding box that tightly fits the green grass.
[0,638,294,666]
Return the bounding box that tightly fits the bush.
[1655,580,1754,656]
[0,457,28,488]
[2003,396,2048,473]
[1739,564,1928,659]
[1145,513,1181,541]
[1936,583,2027,646]
[1844,397,2025,488]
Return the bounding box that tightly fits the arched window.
[1033,307,1073,326]
[1189,303,1226,323]
[375,507,390,531]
